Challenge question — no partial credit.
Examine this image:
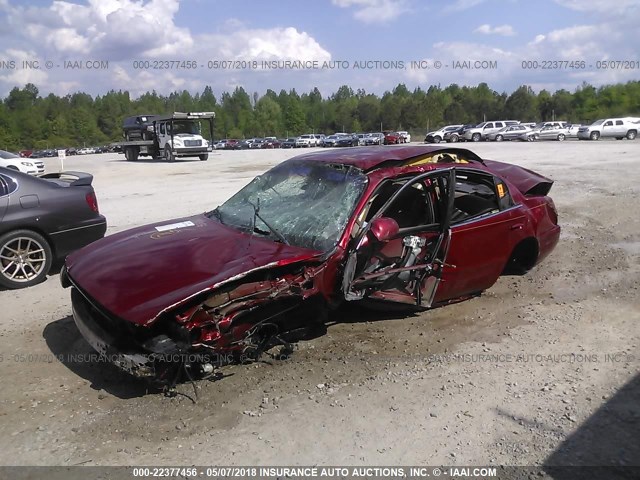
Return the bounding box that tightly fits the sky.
[0,0,639,99]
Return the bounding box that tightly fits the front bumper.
[173,147,209,156]
[576,131,592,139]
[70,288,156,378]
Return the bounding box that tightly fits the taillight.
[547,198,558,225]
[86,192,99,213]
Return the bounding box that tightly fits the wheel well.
[504,237,539,275]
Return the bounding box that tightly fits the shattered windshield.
[211,160,367,252]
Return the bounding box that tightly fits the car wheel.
[164,147,175,162]
[472,133,481,142]
[124,147,139,162]
[626,130,637,140]
[433,136,441,143]
[495,135,503,142]
[449,135,459,143]
[199,154,208,161]
[557,134,565,141]
[590,131,600,140]
[0,230,53,289]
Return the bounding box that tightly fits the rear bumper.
[50,217,107,260]
[537,224,561,264]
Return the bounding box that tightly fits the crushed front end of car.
[63,260,329,387]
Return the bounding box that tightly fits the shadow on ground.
[544,372,640,480]
[42,315,150,399]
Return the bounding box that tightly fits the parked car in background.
[520,124,568,142]
[213,139,227,149]
[122,114,157,141]
[383,132,405,145]
[62,145,559,385]
[444,124,476,143]
[577,118,638,140]
[425,125,463,143]
[364,133,384,145]
[321,135,341,147]
[336,134,359,147]
[296,134,317,147]
[261,138,282,149]
[249,138,265,149]
[0,168,106,289]
[0,150,45,175]
[19,150,33,158]
[281,138,298,149]
[463,121,520,142]
[487,124,532,141]
[397,131,411,143]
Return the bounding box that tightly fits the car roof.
[285,145,484,171]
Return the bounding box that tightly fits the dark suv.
[123,115,156,141]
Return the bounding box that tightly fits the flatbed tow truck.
[115,112,215,162]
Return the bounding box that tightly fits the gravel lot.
[0,141,638,469]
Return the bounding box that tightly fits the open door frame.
[343,168,455,307]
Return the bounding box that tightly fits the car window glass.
[159,123,165,134]
[495,122,503,128]
[485,123,494,129]
[0,174,18,197]
[604,121,613,126]
[366,177,444,229]
[451,171,500,224]
[615,120,623,125]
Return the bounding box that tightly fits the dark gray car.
[0,168,107,289]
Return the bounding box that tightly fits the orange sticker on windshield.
[497,183,505,198]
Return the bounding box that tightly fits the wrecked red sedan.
[62,146,559,385]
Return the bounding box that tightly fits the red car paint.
[64,145,560,383]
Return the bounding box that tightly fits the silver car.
[463,120,520,141]
[486,125,531,141]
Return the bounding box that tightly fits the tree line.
[1,81,639,150]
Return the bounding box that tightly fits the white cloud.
[444,0,487,13]
[331,0,409,23]
[474,24,516,36]
[553,0,640,15]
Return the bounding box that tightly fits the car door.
[614,120,626,136]
[506,126,522,140]
[343,169,454,307]
[433,169,528,303]
[601,120,615,138]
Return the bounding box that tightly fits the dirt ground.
[0,141,638,470]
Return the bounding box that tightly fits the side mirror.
[369,217,400,243]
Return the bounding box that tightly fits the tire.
[557,134,565,141]
[590,131,600,140]
[472,133,481,142]
[449,134,459,143]
[626,130,637,140]
[199,154,208,161]
[495,135,503,142]
[164,147,175,162]
[0,230,53,289]
[433,136,441,143]
[124,147,139,162]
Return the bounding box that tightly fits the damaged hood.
[65,214,321,326]
[483,159,554,196]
